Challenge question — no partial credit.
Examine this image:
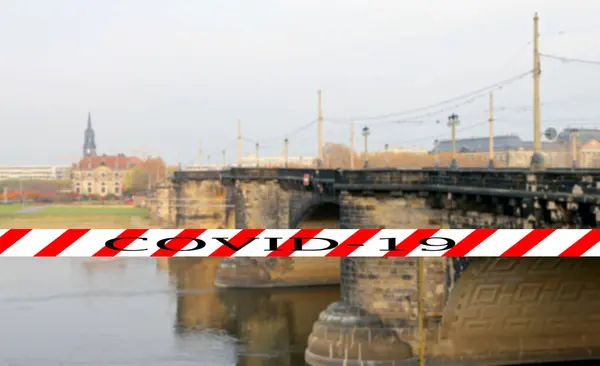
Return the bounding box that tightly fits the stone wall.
[234,180,291,228]
[149,182,175,225]
[177,179,233,228]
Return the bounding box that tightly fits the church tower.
[83,112,97,157]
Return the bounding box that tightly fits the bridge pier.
[306,193,448,365]
[306,257,447,365]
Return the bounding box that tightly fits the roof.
[582,139,600,151]
[74,155,142,170]
[556,128,600,145]
[433,135,531,153]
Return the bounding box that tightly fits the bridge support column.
[306,193,448,365]
[306,258,448,365]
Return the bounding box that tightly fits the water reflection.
[169,258,340,366]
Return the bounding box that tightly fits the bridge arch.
[289,197,340,229]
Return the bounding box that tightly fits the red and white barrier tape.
[0,228,599,257]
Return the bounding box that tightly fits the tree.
[123,166,149,194]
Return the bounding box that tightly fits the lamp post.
[384,143,390,168]
[434,139,439,168]
[448,114,459,169]
[284,138,289,168]
[255,143,260,167]
[488,92,495,168]
[362,126,370,168]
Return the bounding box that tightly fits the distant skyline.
[1,0,600,165]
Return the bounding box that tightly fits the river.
[0,258,339,366]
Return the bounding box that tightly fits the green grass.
[0,203,32,214]
[0,204,153,228]
[0,203,148,216]
[35,206,149,216]
[0,214,151,228]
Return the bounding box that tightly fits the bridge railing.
[175,167,600,198]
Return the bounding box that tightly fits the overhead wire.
[204,50,598,162]
[540,53,600,66]
[325,69,533,122]
[243,119,317,145]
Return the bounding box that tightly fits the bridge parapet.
[179,167,600,201]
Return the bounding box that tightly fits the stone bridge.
[152,167,600,365]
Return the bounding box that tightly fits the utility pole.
[207,154,211,166]
[222,149,226,168]
[255,142,260,167]
[237,120,242,166]
[350,121,355,169]
[199,140,203,168]
[155,163,159,185]
[571,129,579,169]
[530,12,544,169]
[488,92,495,168]
[448,114,459,169]
[362,126,370,168]
[434,139,440,168]
[385,143,390,168]
[284,138,289,168]
[317,89,323,168]
[417,256,425,366]
[19,178,23,208]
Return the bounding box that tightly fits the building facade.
[71,114,142,197]
[0,165,72,180]
[71,154,142,196]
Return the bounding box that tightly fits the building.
[0,165,72,180]
[433,135,533,154]
[71,114,142,196]
[433,128,600,154]
[387,147,429,154]
[430,128,600,168]
[238,155,315,167]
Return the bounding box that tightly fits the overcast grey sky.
[1,0,600,165]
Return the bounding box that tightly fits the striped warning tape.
[0,228,599,257]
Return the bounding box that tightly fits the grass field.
[0,204,33,214]
[0,204,153,228]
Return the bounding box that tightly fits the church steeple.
[83,112,97,157]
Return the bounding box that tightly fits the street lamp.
[255,142,260,167]
[384,143,389,168]
[448,114,459,169]
[362,126,370,168]
[284,138,289,168]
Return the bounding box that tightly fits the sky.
[1,0,600,166]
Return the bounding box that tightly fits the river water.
[0,258,339,366]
